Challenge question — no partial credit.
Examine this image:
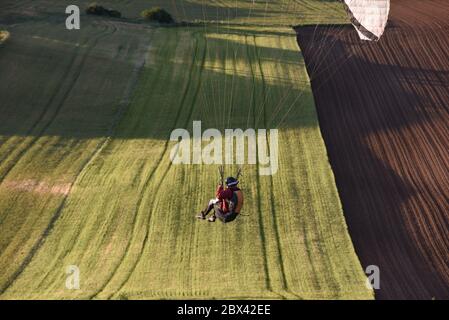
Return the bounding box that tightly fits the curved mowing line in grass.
[29,30,155,292]
[0,22,120,295]
[244,35,279,297]
[89,32,193,298]
[0,22,114,186]
[0,25,88,168]
[0,31,10,44]
[92,33,208,299]
[0,2,373,298]
[244,34,302,299]
[113,35,209,298]
[252,35,290,295]
[0,22,115,231]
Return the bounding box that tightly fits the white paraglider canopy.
[343,0,390,41]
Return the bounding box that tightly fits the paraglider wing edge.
[342,2,380,41]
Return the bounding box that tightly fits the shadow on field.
[296,20,449,299]
[0,20,314,142]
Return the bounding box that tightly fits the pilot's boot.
[196,203,213,219]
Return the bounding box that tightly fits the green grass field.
[0,1,372,299]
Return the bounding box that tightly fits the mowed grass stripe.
[95,31,209,299]
[0,22,110,182]
[252,34,291,296]
[0,21,118,293]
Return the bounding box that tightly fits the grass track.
[0,1,372,299]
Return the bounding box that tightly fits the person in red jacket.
[196,177,244,223]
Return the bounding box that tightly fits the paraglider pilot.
[196,173,244,223]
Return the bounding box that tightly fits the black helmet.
[225,177,239,187]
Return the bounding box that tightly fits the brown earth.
[296,0,449,299]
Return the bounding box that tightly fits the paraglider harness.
[214,166,244,223]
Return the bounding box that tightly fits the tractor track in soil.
[296,0,449,299]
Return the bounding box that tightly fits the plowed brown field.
[296,0,449,299]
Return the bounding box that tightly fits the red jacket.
[216,185,240,213]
